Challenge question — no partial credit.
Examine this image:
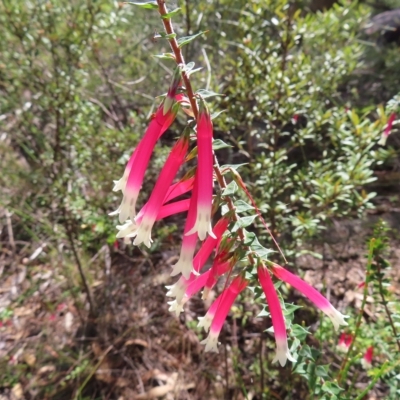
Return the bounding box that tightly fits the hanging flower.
[270,263,348,331]
[337,333,353,353]
[113,101,179,223]
[133,135,189,247]
[170,174,200,279]
[186,102,215,240]
[168,269,211,316]
[379,113,396,146]
[200,275,248,353]
[202,253,234,300]
[116,199,190,240]
[361,346,374,369]
[257,265,296,366]
[171,217,229,280]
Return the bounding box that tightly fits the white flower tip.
[185,209,215,241]
[115,220,138,238]
[197,315,212,332]
[108,207,120,216]
[170,256,193,280]
[200,334,219,353]
[165,280,187,303]
[327,306,349,331]
[119,193,137,223]
[113,174,128,192]
[133,220,154,248]
[272,342,296,367]
[168,300,185,316]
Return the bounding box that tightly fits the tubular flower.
[115,101,179,223]
[133,135,189,247]
[203,258,232,300]
[186,105,215,240]
[192,217,229,273]
[116,199,190,240]
[270,264,348,330]
[200,275,248,353]
[170,174,200,279]
[258,265,295,366]
[168,270,212,316]
[164,176,195,202]
[116,176,193,240]
[167,217,229,304]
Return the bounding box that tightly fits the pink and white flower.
[337,333,353,353]
[116,199,190,240]
[170,216,229,284]
[361,346,373,369]
[258,265,295,366]
[133,135,188,247]
[167,217,229,304]
[270,263,348,330]
[114,101,179,223]
[379,113,396,146]
[200,275,248,353]
[168,270,211,316]
[171,174,200,279]
[186,105,215,240]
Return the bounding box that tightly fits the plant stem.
[376,260,400,352]
[354,359,400,400]
[156,0,274,270]
[337,238,375,384]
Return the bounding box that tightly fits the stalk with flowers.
[109,0,348,368]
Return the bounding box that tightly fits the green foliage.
[187,0,395,256]
[0,0,173,249]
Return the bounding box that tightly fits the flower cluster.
[110,69,348,366]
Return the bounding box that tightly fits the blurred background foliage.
[1,0,400,398]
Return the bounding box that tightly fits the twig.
[354,359,400,400]
[376,259,400,352]
[338,239,374,384]
[63,208,96,318]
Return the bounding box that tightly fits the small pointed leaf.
[127,1,158,9]
[177,31,208,48]
[212,139,232,151]
[161,7,182,19]
[196,89,224,99]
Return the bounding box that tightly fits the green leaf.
[156,32,177,40]
[257,306,270,317]
[211,110,226,121]
[321,382,344,395]
[231,215,257,231]
[243,230,256,246]
[212,139,232,151]
[234,200,254,213]
[220,163,248,173]
[177,31,208,48]
[153,53,175,60]
[251,237,274,258]
[161,7,181,19]
[291,324,310,341]
[223,181,238,196]
[196,89,224,99]
[127,1,158,9]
